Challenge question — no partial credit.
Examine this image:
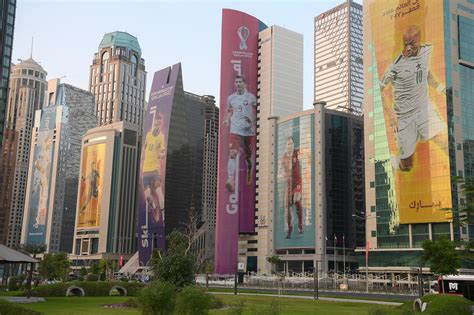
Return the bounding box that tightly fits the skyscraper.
[89,31,146,128]
[20,79,96,252]
[362,0,474,275]
[240,25,304,274]
[314,0,363,115]
[137,63,208,266]
[0,58,47,247]
[0,0,16,149]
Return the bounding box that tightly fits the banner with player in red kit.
[215,9,266,274]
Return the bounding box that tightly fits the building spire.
[30,37,34,59]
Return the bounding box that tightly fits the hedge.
[0,299,42,315]
[30,281,145,297]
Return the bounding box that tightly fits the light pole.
[314,260,321,300]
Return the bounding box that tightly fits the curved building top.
[99,31,141,54]
[13,57,47,74]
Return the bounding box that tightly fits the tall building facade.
[314,0,363,115]
[0,58,47,247]
[201,95,219,260]
[362,0,474,274]
[239,25,304,274]
[72,121,139,266]
[137,64,208,266]
[89,31,146,128]
[249,105,364,275]
[20,80,96,253]
[0,0,16,148]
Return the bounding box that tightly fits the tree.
[38,252,71,281]
[200,259,214,290]
[151,230,197,288]
[266,255,281,275]
[422,235,460,291]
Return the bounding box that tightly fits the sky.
[13,0,352,110]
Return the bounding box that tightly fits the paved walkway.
[0,296,45,303]
[211,291,403,306]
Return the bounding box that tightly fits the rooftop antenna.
[30,37,34,59]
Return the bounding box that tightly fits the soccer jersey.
[381,45,432,116]
[227,91,256,136]
[143,130,165,172]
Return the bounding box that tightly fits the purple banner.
[215,9,266,274]
[138,63,181,266]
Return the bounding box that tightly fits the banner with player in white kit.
[214,9,267,274]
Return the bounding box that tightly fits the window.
[131,55,138,77]
[101,51,110,74]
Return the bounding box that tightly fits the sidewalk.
[211,291,403,306]
[0,296,45,303]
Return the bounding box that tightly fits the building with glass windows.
[314,0,363,115]
[20,79,97,253]
[0,58,47,248]
[0,0,16,149]
[362,0,474,275]
[241,104,364,275]
[89,31,146,129]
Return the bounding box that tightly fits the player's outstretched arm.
[428,72,445,94]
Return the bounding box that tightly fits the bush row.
[30,281,145,297]
[0,299,42,315]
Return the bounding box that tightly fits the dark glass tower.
[0,0,16,148]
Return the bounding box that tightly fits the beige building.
[89,31,146,129]
[314,0,363,115]
[0,58,47,248]
[71,121,139,267]
[238,25,304,274]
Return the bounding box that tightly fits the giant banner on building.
[138,64,179,266]
[274,116,315,248]
[77,143,106,229]
[215,9,266,274]
[368,0,452,224]
[26,107,56,244]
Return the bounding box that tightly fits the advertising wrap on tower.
[274,116,315,249]
[215,9,266,274]
[367,0,452,225]
[26,107,56,244]
[77,142,106,229]
[138,64,179,266]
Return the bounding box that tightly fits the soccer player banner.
[367,0,452,224]
[137,63,180,266]
[214,9,266,274]
[26,107,56,244]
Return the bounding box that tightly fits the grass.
[210,294,394,314]
[370,294,474,315]
[16,292,472,315]
[22,297,139,315]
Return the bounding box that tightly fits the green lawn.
[17,294,394,315]
[23,297,139,315]
[210,294,395,314]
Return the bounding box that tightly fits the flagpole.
[334,235,337,275]
[343,234,346,279]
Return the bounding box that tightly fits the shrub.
[29,281,144,297]
[137,281,176,315]
[86,273,99,281]
[8,276,21,291]
[0,299,42,315]
[174,286,213,315]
